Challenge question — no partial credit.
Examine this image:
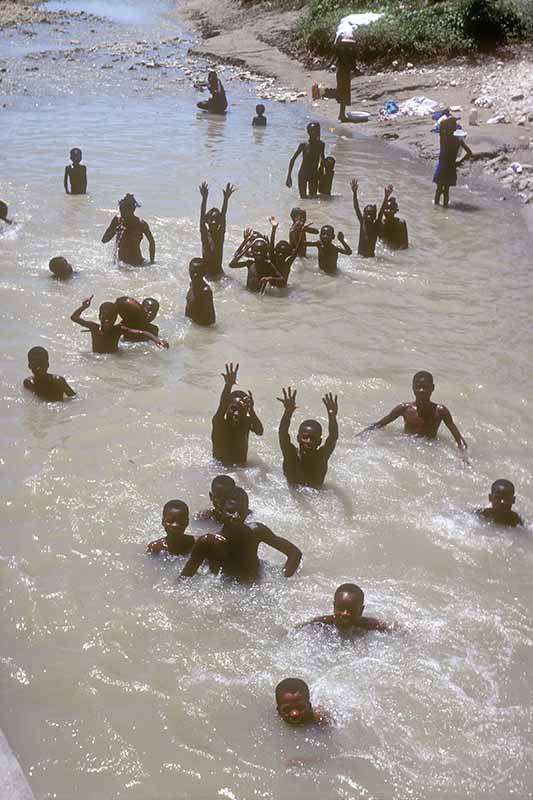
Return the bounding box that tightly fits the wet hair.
[28,346,48,363]
[256,104,265,114]
[275,678,310,705]
[307,122,320,135]
[230,390,248,403]
[225,487,249,514]
[0,201,8,220]
[48,256,72,277]
[70,148,82,159]
[298,419,323,436]
[119,193,139,210]
[162,499,189,519]
[491,479,515,494]
[211,475,236,492]
[335,583,364,605]
[99,302,117,321]
[290,207,306,222]
[189,257,205,278]
[413,370,434,383]
[320,224,334,237]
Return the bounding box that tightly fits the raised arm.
[199,182,209,234]
[376,184,394,227]
[220,183,235,230]
[269,216,278,260]
[142,220,156,264]
[357,404,406,436]
[457,140,473,165]
[102,216,119,243]
[242,391,263,436]
[277,386,297,456]
[256,524,302,577]
[213,362,239,422]
[64,166,70,194]
[322,393,339,458]
[180,534,216,577]
[336,231,352,256]
[441,406,467,450]
[286,143,304,188]
[71,295,98,331]
[351,178,362,223]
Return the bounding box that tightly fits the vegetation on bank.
[294,0,533,66]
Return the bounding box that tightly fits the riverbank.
[173,0,533,212]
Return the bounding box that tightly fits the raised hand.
[384,183,394,199]
[221,362,239,388]
[322,392,338,416]
[81,295,93,309]
[277,386,297,413]
[243,227,254,241]
[269,216,279,228]
[155,338,170,349]
[199,182,209,199]
[244,390,254,411]
[350,178,358,194]
[223,183,236,199]
[286,176,293,189]
[337,231,345,241]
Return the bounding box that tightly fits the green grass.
[296,0,533,66]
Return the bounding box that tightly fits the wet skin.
[286,128,326,199]
[476,484,524,527]
[186,262,216,326]
[211,363,264,465]
[147,506,195,555]
[23,353,76,402]
[102,203,155,266]
[307,226,352,273]
[277,691,328,728]
[298,591,389,634]
[352,180,393,257]
[199,182,234,278]
[71,296,169,354]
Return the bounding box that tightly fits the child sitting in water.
[71,295,169,354]
[197,70,228,114]
[297,584,390,634]
[49,256,73,279]
[318,156,335,196]
[23,347,76,402]
[475,479,525,528]
[351,179,393,257]
[433,116,472,208]
[289,208,317,258]
[186,258,216,325]
[278,387,339,488]
[379,195,408,250]
[0,201,13,225]
[252,104,267,127]
[306,224,352,273]
[147,500,195,556]
[64,148,87,195]
[275,679,329,727]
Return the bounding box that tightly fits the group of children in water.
[7,84,525,728]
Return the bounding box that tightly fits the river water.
[1,2,532,799]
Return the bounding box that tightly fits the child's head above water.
[297,419,322,455]
[210,474,236,513]
[334,583,365,629]
[119,193,139,217]
[319,224,335,244]
[70,147,82,164]
[98,302,118,330]
[189,257,206,281]
[275,678,312,726]
[49,256,73,279]
[323,156,335,173]
[223,487,249,522]
[275,240,292,259]
[489,479,516,513]
[363,204,377,222]
[162,499,190,537]
[412,370,434,401]
[255,104,266,117]
[251,238,269,260]
[384,196,399,218]
[290,207,306,224]
[142,297,159,322]
[28,346,49,376]
[307,122,321,140]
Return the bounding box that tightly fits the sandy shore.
[172,0,533,217]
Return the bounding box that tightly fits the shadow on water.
[449,201,483,213]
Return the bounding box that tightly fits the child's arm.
[142,221,156,264]
[269,216,278,260]
[119,325,169,349]
[213,362,238,422]
[243,391,263,435]
[457,141,473,165]
[376,184,394,227]
[229,231,255,268]
[199,182,209,233]
[64,166,70,194]
[220,183,235,232]
[80,165,87,193]
[286,144,304,188]
[102,217,119,243]
[336,231,352,256]
[277,386,297,455]
[71,295,98,330]
[357,404,406,435]
[256,524,302,577]
[441,406,467,450]
[321,393,339,458]
[61,378,77,397]
[351,179,363,223]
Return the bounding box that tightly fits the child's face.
[70,150,81,164]
[320,226,334,244]
[252,240,268,261]
[162,507,188,537]
[297,425,321,455]
[275,242,291,258]
[223,497,247,523]
[334,593,363,629]
[412,375,434,402]
[142,299,159,322]
[29,353,48,376]
[207,209,221,229]
[363,205,377,222]
[277,691,312,725]
[99,309,117,331]
[209,485,228,513]
[489,485,515,513]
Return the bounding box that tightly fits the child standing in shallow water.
[433,116,472,208]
